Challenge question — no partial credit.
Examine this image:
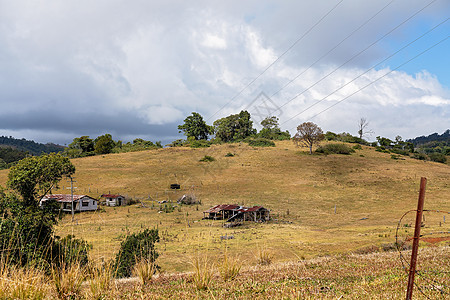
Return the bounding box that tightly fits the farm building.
[203,204,270,222]
[40,194,98,212]
[101,194,126,206]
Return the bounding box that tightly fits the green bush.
[113,228,159,278]
[352,144,362,150]
[246,138,275,147]
[190,140,212,148]
[315,143,355,155]
[428,152,447,163]
[199,155,215,162]
[412,153,428,161]
[225,152,235,157]
[52,235,91,268]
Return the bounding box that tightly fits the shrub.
[189,140,211,148]
[412,153,427,161]
[352,144,362,150]
[315,143,355,155]
[247,138,275,147]
[199,155,215,162]
[225,152,235,157]
[52,235,91,268]
[113,228,159,278]
[429,152,447,163]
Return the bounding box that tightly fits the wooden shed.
[203,204,270,222]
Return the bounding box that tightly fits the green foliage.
[199,155,215,162]
[0,147,28,168]
[116,138,162,153]
[189,138,212,148]
[7,153,75,205]
[52,235,91,268]
[94,134,115,155]
[65,136,95,158]
[0,136,64,156]
[352,144,362,150]
[257,117,290,140]
[247,138,275,147]
[412,153,427,160]
[213,110,256,142]
[113,228,159,278]
[166,139,187,147]
[225,152,235,157]
[315,143,355,155]
[376,136,393,147]
[178,112,213,140]
[428,152,447,163]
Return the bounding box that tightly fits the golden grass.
[0,141,449,274]
[52,263,86,300]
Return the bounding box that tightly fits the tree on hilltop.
[293,122,324,154]
[178,112,213,140]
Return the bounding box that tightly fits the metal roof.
[204,204,267,213]
[42,194,95,203]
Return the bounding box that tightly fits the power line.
[205,0,345,122]
[271,0,396,98]
[290,35,448,131]
[281,17,448,128]
[277,0,439,118]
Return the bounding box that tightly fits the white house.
[41,194,98,212]
[101,194,126,207]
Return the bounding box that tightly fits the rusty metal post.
[406,177,427,300]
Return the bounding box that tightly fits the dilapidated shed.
[203,204,270,222]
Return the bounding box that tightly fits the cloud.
[0,0,448,144]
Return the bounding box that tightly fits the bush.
[352,144,362,150]
[113,228,159,278]
[52,235,91,268]
[315,143,355,155]
[199,155,215,162]
[225,152,235,157]
[412,153,428,161]
[429,152,447,163]
[246,138,275,147]
[189,139,212,148]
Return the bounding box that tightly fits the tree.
[178,112,213,140]
[7,153,75,205]
[258,116,290,140]
[65,136,95,157]
[293,122,324,154]
[1,154,81,267]
[94,134,115,154]
[213,110,256,142]
[357,117,373,140]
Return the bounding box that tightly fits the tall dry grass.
[0,263,50,300]
[218,248,241,281]
[87,260,115,299]
[189,255,214,290]
[51,262,86,299]
[132,257,156,286]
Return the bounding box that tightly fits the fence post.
[406,177,427,300]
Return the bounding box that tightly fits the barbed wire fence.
[395,208,450,299]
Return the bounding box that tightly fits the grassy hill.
[0,140,448,273]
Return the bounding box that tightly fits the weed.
[190,255,214,290]
[52,262,86,299]
[256,246,273,266]
[218,248,241,281]
[133,258,156,286]
[199,155,215,162]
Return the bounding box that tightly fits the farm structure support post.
[406,177,427,300]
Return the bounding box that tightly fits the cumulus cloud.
[0,0,448,144]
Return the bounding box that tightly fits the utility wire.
[271,0,396,98]
[287,35,448,131]
[280,17,448,128]
[206,0,344,122]
[276,0,438,118]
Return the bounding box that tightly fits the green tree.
[94,134,115,154]
[258,116,290,140]
[1,154,80,267]
[7,153,75,205]
[178,112,213,140]
[213,110,256,142]
[66,136,95,157]
[293,122,324,154]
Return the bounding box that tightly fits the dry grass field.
[0,141,449,277]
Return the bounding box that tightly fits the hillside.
[0,135,64,155]
[0,140,448,273]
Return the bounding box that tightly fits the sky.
[0,0,449,146]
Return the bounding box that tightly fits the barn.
[203,204,270,222]
[40,194,98,212]
[101,194,127,207]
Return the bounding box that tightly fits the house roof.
[42,194,96,203]
[101,194,123,198]
[203,204,268,213]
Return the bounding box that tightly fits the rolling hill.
[0,140,448,273]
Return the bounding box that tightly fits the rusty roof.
[204,204,268,214]
[101,194,123,198]
[42,194,95,203]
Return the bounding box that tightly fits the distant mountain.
[0,136,65,156]
[407,129,450,145]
